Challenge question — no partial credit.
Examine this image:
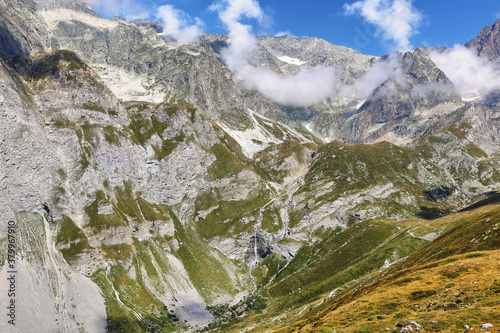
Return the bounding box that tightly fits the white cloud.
[155,5,204,44]
[209,0,263,69]
[87,0,149,20]
[86,1,204,43]
[210,0,336,106]
[240,66,336,106]
[275,31,295,37]
[344,0,423,52]
[429,45,500,96]
[345,52,400,97]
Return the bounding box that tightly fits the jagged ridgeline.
[0,0,499,332]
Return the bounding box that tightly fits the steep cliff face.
[0,0,57,58]
[466,20,500,64]
[0,48,258,331]
[40,7,295,131]
[199,35,468,146]
[200,33,378,140]
[0,29,316,330]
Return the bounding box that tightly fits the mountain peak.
[400,47,452,84]
[466,19,500,62]
[345,49,462,144]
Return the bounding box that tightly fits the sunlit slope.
[278,203,500,333]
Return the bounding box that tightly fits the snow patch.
[181,49,200,56]
[277,56,308,66]
[41,9,119,29]
[218,110,283,158]
[356,99,366,109]
[461,90,482,102]
[366,122,386,135]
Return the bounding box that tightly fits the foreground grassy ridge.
[217,203,500,333]
[277,203,500,333]
[390,203,500,272]
[285,250,500,333]
[267,222,427,303]
[217,222,428,332]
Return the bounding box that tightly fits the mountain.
[466,19,500,65]
[199,34,375,83]
[333,48,463,144]
[0,1,499,332]
[199,34,468,145]
[269,202,500,333]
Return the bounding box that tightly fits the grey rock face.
[342,49,463,144]
[132,18,164,33]
[200,34,375,83]
[0,0,288,132]
[466,20,500,64]
[0,47,244,330]
[0,0,57,58]
[42,11,286,130]
[200,34,467,146]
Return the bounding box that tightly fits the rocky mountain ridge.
[341,49,463,144]
[466,19,500,65]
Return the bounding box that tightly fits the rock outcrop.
[342,49,463,144]
[466,20,500,64]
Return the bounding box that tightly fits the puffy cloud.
[155,5,204,44]
[274,31,296,38]
[345,52,400,98]
[344,0,422,52]
[211,0,336,106]
[239,66,336,106]
[429,45,500,97]
[209,0,263,69]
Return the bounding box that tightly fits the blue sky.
[90,0,500,56]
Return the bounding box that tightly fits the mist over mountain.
[0,0,500,332]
